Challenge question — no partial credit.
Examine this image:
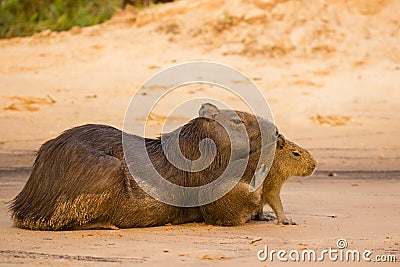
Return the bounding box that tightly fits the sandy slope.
[0,0,399,171]
[0,0,399,266]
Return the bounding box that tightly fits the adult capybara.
[10,103,278,230]
[200,134,316,226]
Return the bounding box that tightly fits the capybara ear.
[199,103,219,118]
[277,133,285,149]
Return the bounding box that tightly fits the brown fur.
[199,149,268,226]
[200,136,316,226]
[256,138,316,224]
[9,103,277,230]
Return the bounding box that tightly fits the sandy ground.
[0,0,399,266]
[0,172,399,266]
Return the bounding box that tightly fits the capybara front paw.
[256,211,277,221]
[279,219,297,225]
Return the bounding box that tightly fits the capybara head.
[270,136,316,178]
[197,103,277,161]
[144,103,278,189]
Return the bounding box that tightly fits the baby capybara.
[200,134,316,226]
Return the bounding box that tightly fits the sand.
[0,0,399,266]
[1,172,399,266]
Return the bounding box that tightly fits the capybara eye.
[232,119,245,124]
[292,151,301,157]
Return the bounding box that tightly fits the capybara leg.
[201,181,262,226]
[254,206,277,221]
[265,191,296,225]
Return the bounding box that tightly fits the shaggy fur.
[10,103,277,230]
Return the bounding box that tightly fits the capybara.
[199,158,269,226]
[200,134,316,226]
[254,137,316,224]
[10,103,278,230]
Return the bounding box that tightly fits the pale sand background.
[0,0,399,266]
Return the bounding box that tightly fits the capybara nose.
[310,163,317,174]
